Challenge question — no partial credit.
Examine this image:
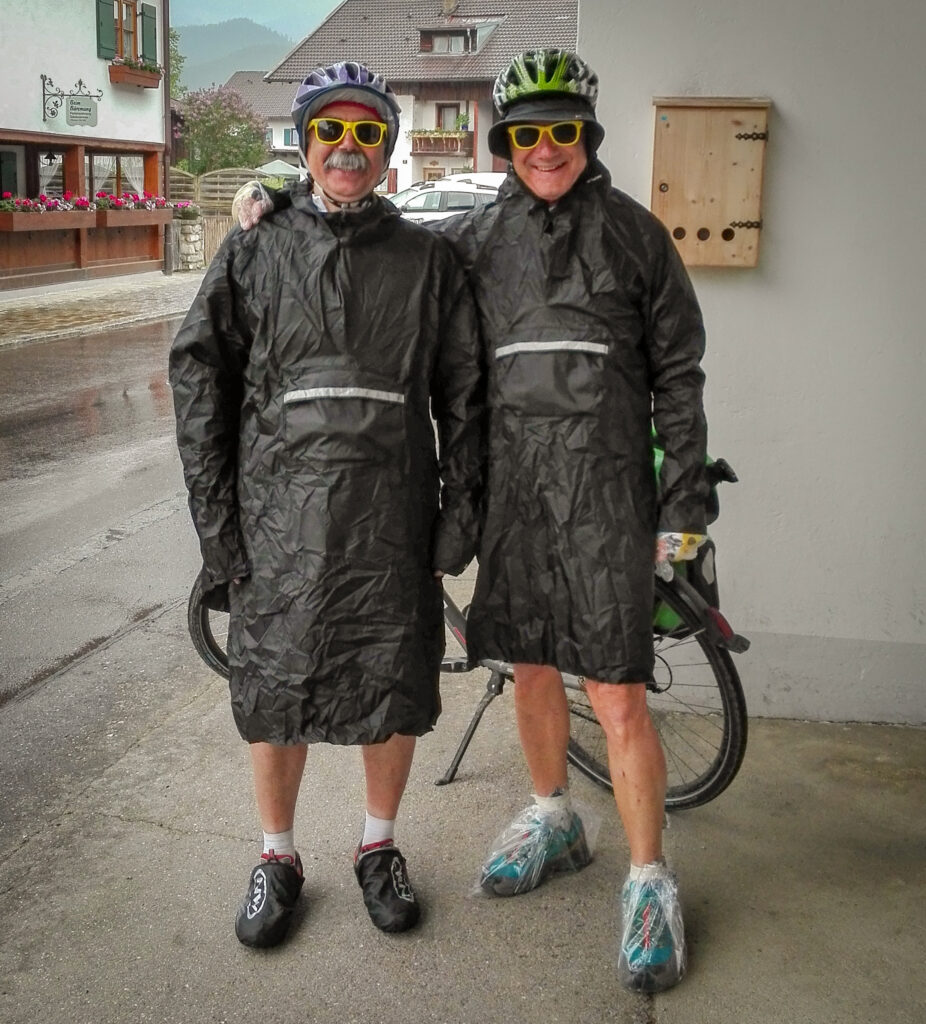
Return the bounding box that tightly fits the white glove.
[656,532,707,564]
[232,181,272,230]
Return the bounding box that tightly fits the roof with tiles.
[224,72,299,118]
[266,0,578,84]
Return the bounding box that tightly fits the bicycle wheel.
[567,577,748,810]
[187,576,230,679]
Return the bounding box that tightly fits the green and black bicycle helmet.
[488,49,604,160]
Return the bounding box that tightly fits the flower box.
[0,211,97,231]
[95,208,174,228]
[408,131,474,156]
[109,64,162,89]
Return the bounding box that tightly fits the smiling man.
[170,62,483,950]
[437,50,709,995]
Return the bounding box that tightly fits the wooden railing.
[408,132,474,156]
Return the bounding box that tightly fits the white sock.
[361,812,395,848]
[262,828,296,860]
[534,787,572,829]
[629,858,668,882]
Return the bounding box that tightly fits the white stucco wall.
[580,0,926,722]
[392,92,415,191]
[0,0,164,144]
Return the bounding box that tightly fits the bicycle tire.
[566,576,748,810]
[187,576,230,679]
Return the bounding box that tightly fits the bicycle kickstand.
[435,670,507,785]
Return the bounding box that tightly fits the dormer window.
[418,19,501,55]
[420,30,470,54]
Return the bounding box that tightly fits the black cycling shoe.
[235,852,304,948]
[353,841,421,933]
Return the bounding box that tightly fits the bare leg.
[512,663,570,796]
[249,741,308,832]
[361,733,416,819]
[584,681,666,865]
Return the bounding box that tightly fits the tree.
[181,88,269,174]
[169,27,187,100]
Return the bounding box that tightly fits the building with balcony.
[0,1,172,290]
[266,0,577,192]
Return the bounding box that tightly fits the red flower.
[1,191,11,199]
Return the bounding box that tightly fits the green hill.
[176,19,295,91]
[172,1,337,38]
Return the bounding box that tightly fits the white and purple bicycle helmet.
[291,61,402,160]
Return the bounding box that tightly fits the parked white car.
[389,179,499,223]
[438,172,508,189]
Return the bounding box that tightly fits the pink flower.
[96,191,107,198]
[1,191,10,199]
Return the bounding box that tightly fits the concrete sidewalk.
[0,270,205,348]
[1,274,923,1021]
[0,565,923,1024]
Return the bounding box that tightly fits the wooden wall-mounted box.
[651,97,771,268]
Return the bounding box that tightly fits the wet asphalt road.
[0,315,201,702]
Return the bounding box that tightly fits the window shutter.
[419,32,433,53]
[96,0,116,59]
[141,3,158,63]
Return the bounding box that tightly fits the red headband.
[315,101,382,120]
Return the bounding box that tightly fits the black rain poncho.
[170,187,484,745]
[437,161,708,682]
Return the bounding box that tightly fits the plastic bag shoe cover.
[235,853,304,948]
[617,867,687,993]
[354,842,421,933]
[479,805,591,897]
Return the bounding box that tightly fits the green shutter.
[141,3,158,63]
[97,0,116,59]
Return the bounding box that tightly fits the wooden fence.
[202,215,235,265]
[169,167,273,212]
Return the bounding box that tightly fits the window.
[118,2,137,60]
[85,152,145,197]
[436,104,460,130]
[265,128,274,147]
[0,149,21,195]
[404,192,442,212]
[433,33,465,53]
[97,1,158,63]
[283,128,297,147]
[419,29,472,54]
[445,192,476,211]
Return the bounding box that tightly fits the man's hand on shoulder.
[232,181,273,230]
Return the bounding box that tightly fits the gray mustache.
[324,150,370,172]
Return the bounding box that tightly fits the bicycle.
[187,527,749,811]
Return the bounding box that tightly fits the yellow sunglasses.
[307,117,388,148]
[507,121,584,150]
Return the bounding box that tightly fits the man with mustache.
[170,62,483,949]
[237,50,708,992]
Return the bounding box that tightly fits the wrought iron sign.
[41,75,103,125]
